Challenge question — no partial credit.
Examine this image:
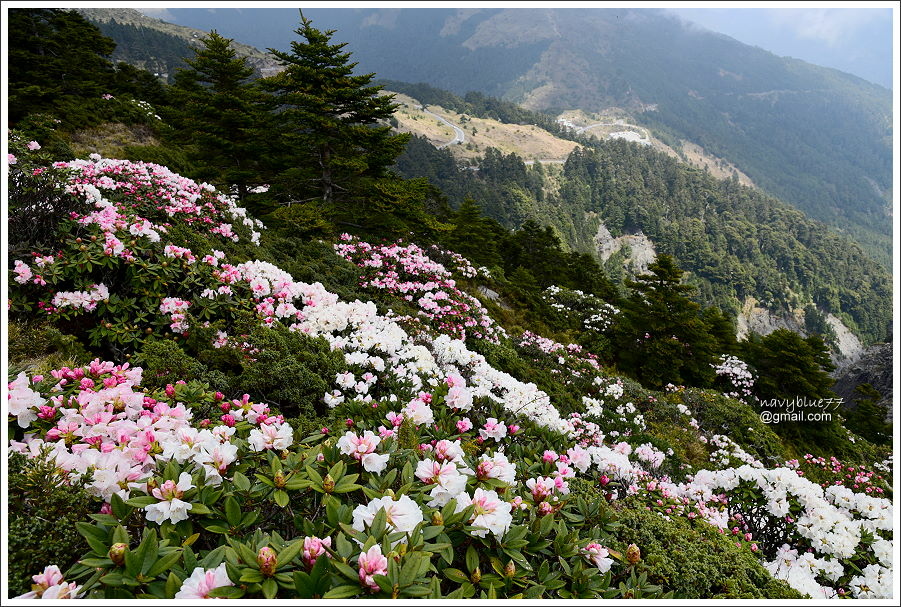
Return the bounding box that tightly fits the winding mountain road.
[418,105,465,148]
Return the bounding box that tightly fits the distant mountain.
[76,8,282,82]
[152,7,893,269]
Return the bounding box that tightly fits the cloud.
[765,8,889,47]
[135,8,175,21]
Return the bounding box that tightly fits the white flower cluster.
[52,283,110,311]
[712,355,755,402]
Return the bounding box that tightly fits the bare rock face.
[594,223,657,275]
[735,297,806,341]
[735,298,864,365]
[832,342,893,421]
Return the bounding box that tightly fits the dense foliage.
[5,8,893,602]
[396,135,891,345]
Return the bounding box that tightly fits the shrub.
[7,451,98,596]
[611,501,804,599]
[227,324,346,419]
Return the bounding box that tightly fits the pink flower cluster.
[160,297,191,334]
[334,236,504,343]
[14,565,81,599]
[799,454,886,495]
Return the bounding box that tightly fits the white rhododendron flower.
[455,488,512,538]
[248,422,293,451]
[144,472,195,524]
[352,495,424,537]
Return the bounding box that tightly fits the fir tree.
[741,329,836,402]
[261,11,410,220]
[843,384,890,445]
[614,254,718,388]
[8,9,116,124]
[166,31,273,204]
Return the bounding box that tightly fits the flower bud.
[274,470,287,489]
[470,567,481,584]
[146,478,159,493]
[257,546,277,576]
[322,474,335,493]
[108,543,128,566]
[626,543,641,565]
[503,560,516,578]
[430,511,444,526]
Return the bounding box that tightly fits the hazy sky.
[137,4,896,89]
[666,7,894,89]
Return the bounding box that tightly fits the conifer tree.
[843,384,890,445]
[614,254,718,388]
[8,9,116,124]
[166,31,272,204]
[261,11,410,220]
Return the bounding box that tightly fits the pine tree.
[261,11,410,219]
[166,31,273,204]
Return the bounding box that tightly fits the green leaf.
[444,568,469,584]
[370,507,388,538]
[111,525,130,546]
[323,584,362,599]
[261,577,278,599]
[126,496,158,508]
[399,553,426,587]
[146,549,183,578]
[240,511,259,527]
[255,473,275,487]
[429,575,443,599]
[89,514,121,526]
[111,493,133,521]
[202,524,231,535]
[100,572,124,587]
[207,586,245,598]
[229,539,258,566]
[331,560,360,582]
[465,545,479,573]
[273,490,289,507]
[135,528,159,576]
[224,497,242,527]
[76,522,110,555]
[189,502,210,515]
[183,546,197,573]
[78,558,114,568]
[277,538,304,566]
[232,471,251,492]
[165,572,181,599]
[240,570,265,584]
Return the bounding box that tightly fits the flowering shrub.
[791,454,889,496]
[333,236,505,343]
[9,361,662,599]
[542,285,620,333]
[712,355,755,402]
[7,151,893,600]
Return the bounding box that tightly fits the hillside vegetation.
[5,9,893,601]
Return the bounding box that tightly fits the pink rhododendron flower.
[357,545,388,592]
[174,564,233,599]
[479,418,507,442]
[302,536,333,568]
[583,543,614,573]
